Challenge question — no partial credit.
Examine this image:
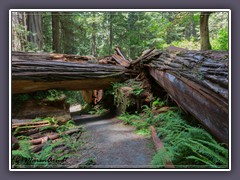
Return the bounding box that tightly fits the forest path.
[72,114,155,168]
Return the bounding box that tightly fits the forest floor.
[69,113,155,168]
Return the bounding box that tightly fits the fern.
[12,140,33,168]
[150,108,228,168]
[151,148,175,168]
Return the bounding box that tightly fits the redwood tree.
[200,12,212,50]
[26,12,44,50]
[52,12,60,53]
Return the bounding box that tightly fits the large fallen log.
[12,51,136,94]
[138,47,229,144]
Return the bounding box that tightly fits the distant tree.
[12,12,27,51]
[52,12,60,53]
[26,12,44,50]
[91,12,97,57]
[109,13,113,54]
[200,12,212,50]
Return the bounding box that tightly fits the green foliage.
[117,95,228,169]
[111,80,144,113]
[88,105,108,115]
[13,90,85,109]
[151,110,228,168]
[118,112,150,136]
[169,38,200,50]
[118,112,141,125]
[63,91,85,105]
[112,82,130,113]
[211,28,228,50]
[152,98,165,110]
[12,119,84,168]
[151,148,174,168]
[14,11,228,59]
[130,81,144,96]
[12,94,30,103]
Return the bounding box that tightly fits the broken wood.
[12,51,136,94]
[115,46,128,61]
[12,121,49,129]
[31,143,46,153]
[112,54,130,67]
[29,127,83,145]
[150,126,175,168]
[30,127,82,152]
[12,136,19,150]
[13,124,57,130]
[140,47,228,144]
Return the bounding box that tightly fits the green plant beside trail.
[118,98,228,169]
[111,80,144,113]
[88,105,108,115]
[82,104,108,115]
[12,118,83,168]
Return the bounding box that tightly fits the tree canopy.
[12,11,229,58]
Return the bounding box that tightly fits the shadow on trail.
[72,111,116,125]
[70,110,155,168]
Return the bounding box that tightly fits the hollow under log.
[12,51,135,94]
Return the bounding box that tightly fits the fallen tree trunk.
[12,51,135,94]
[139,47,229,144]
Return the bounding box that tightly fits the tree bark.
[109,13,113,54]
[12,51,135,94]
[61,12,74,54]
[52,12,60,53]
[92,15,97,57]
[11,12,28,51]
[200,12,212,50]
[26,12,44,50]
[136,47,229,144]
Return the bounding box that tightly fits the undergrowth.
[117,98,229,169]
[88,104,107,115]
[112,80,144,113]
[12,118,83,168]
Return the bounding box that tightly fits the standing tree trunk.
[52,12,60,53]
[109,13,113,54]
[12,12,28,51]
[26,12,44,51]
[60,12,74,54]
[91,13,97,57]
[92,23,96,56]
[128,12,137,59]
[200,12,212,50]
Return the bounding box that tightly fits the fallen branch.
[12,121,49,128]
[29,127,83,145]
[150,126,175,168]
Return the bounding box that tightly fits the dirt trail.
[73,114,155,168]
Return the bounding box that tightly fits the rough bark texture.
[12,51,135,94]
[12,12,27,51]
[200,12,212,50]
[11,47,229,144]
[52,12,60,53]
[136,46,229,144]
[26,12,44,50]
